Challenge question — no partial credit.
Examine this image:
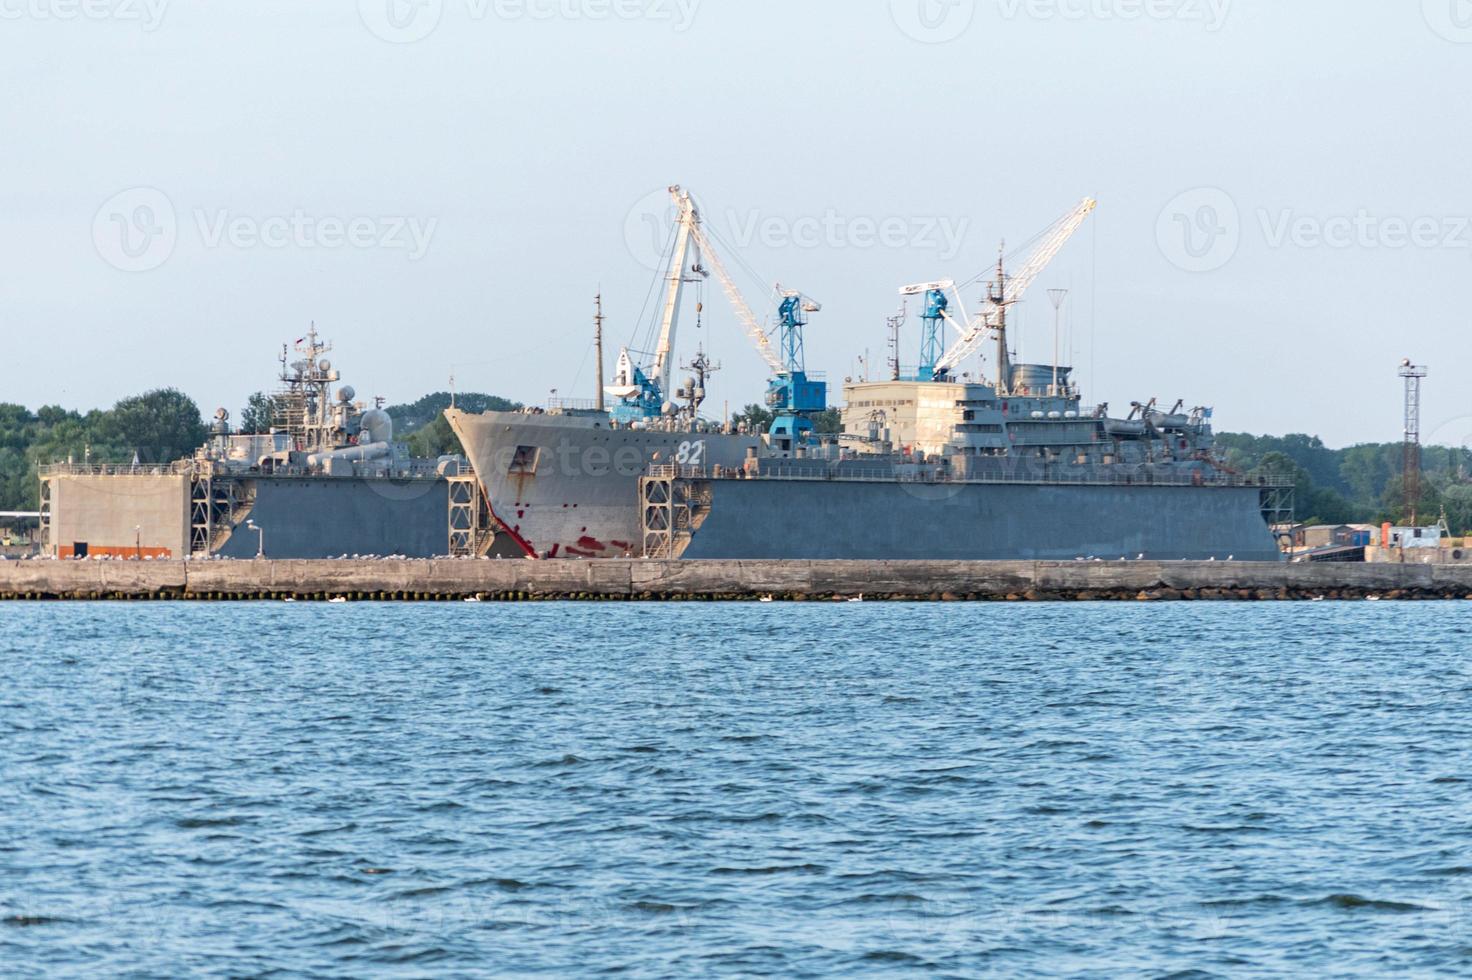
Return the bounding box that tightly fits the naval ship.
[41,330,468,559]
[446,188,1291,561]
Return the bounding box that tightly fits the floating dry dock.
[4,560,1472,601]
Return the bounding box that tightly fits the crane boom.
[934,198,1096,375]
[688,224,785,374]
[651,186,701,388]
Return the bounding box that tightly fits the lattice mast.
[1399,358,1427,524]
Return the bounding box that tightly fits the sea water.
[3,601,1470,976]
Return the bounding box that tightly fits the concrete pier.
[3,559,1472,601]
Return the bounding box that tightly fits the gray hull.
[214,477,450,559]
[680,479,1282,561]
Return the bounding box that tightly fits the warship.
[445,187,1291,561]
[40,330,468,559]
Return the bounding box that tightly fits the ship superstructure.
[40,330,468,560]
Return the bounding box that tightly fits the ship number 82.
[676,440,705,465]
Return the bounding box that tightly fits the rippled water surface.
[4,601,1472,976]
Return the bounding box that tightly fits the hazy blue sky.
[3,0,1469,446]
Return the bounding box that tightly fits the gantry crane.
[896,199,1095,389]
[897,278,970,381]
[607,185,825,445]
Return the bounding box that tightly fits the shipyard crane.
[607,186,706,421]
[649,187,703,390]
[933,198,1097,388]
[609,185,824,441]
[686,222,784,375]
[897,279,971,381]
[763,286,828,446]
[775,286,821,374]
[685,213,828,447]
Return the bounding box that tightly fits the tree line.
[1216,433,1472,532]
[0,389,516,510]
[0,390,208,510]
[3,391,1467,530]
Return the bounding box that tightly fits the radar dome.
[337,385,356,403]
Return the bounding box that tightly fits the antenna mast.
[594,292,606,413]
[1400,359,1427,525]
[990,246,1010,394]
[886,304,905,381]
[1048,288,1069,395]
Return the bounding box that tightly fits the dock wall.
[4,559,1472,600]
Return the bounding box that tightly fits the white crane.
[897,279,969,330]
[933,198,1097,385]
[649,186,703,391]
[613,185,818,424]
[686,222,785,374]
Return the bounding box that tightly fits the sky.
[2,0,1470,448]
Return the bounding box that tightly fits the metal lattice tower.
[1399,359,1427,525]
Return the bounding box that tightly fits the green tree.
[1441,484,1472,536]
[1338,444,1397,508]
[1379,474,1443,527]
[812,408,843,434]
[95,389,206,464]
[239,391,279,433]
[731,404,774,431]
[1254,451,1356,525]
[384,392,520,437]
[405,415,462,458]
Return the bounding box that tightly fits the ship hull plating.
[446,409,759,558]
[678,479,1282,562]
[213,478,451,559]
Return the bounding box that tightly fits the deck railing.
[645,461,1293,489]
